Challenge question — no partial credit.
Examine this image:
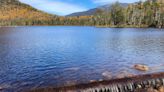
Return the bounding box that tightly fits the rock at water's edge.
[147,87,159,92]
[158,86,164,92]
[102,71,112,79]
[134,64,149,71]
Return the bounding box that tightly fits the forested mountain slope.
[0,0,57,26]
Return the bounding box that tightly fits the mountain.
[66,3,129,17]
[0,0,57,26]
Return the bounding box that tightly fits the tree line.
[92,0,164,28]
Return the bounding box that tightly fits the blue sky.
[19,0,140,16]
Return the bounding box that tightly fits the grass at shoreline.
[0,25,162,29]
[95,24,150,28]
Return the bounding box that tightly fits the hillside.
[66,3,129,17]
[0,0,57,26]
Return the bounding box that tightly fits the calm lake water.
[0,26,164,91]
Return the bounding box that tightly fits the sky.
[19,0,140,16]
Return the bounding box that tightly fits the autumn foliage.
[0,0,164,28]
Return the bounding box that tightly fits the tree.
[111,2,125,26]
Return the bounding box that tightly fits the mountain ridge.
[66,3,129,17]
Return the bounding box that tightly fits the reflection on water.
[0,26,164,91]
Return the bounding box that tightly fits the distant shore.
[95,24,160,28]
[0,25,163,29]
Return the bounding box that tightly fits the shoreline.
[27,72,164,92]
[0,25,163,29]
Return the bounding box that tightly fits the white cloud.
[19,0,87,16]
[92,0,140,4]
[93,0,114,4]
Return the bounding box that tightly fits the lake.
[0,26,164,92]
